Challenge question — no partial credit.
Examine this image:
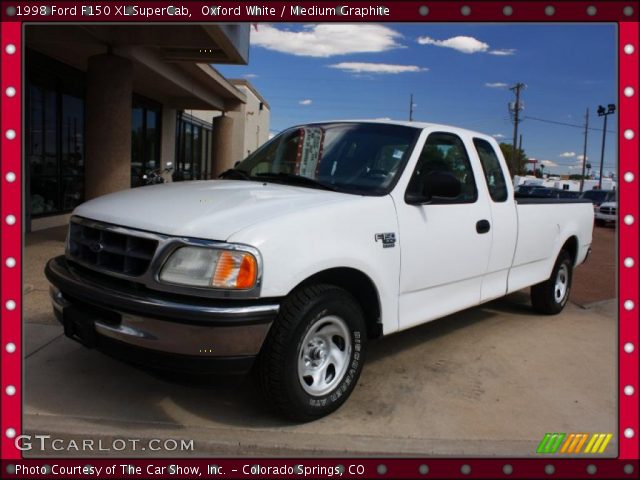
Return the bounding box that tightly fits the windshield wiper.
[219,168,252,180]
[254,172,339,192]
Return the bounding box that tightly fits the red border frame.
[1,1,638,477]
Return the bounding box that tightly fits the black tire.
[595,219,606,227]
[257,284,366,421]
[530,250,573,315]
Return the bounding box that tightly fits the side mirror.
[425,171,461,200]
[405,171,461,205]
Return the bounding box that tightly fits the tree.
[498,143,528,177]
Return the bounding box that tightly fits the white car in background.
[595,201,617,226]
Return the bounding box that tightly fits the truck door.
[471,137,518,302]
[394,131,493,330]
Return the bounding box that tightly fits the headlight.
[159,246,258,289]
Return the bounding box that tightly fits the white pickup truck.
[46,120,593,420]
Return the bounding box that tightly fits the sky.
[217,23,617,176]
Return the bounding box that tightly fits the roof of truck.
[298,119,495,140]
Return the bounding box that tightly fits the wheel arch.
[561,235,579,266]
[295,267,383,339]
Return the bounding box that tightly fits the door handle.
[476,219,491,234]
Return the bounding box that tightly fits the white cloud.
[417,35,516,57]
[559,152,576,158]
[540,160,558,167]
[485,82,508,88]
[417,35,489,54]
[329,62,427,74]
[492,133,506,138]
[488,49,517,56]
[298,99,312,106]
[252,24,403,57]
[242,73,258,79]
[576,154,589,161]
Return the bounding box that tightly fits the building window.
[131,96,161,187]
[175,113,213,181]
[26,50,85,218]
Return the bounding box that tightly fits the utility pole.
[579,108,589,192]
[509,82,525,174]
[409,93,414,121]
[597,104,616,190]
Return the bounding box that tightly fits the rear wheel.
[257,284,366,421]
[531,250,573,314]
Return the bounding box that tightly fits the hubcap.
[298,315,352,396]
[555,264,569,303]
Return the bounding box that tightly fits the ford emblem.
[89,241,104,253]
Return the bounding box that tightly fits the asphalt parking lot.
[22,225,617,457]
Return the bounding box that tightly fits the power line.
[524,115,616,134]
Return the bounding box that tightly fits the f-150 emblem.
[375,233,396,248]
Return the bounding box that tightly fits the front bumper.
[45,256,280,374]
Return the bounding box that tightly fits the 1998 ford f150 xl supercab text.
[46,121,594,420]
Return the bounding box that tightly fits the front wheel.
[530,250,573,314]
[257,284,366,421]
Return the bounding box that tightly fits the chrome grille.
[599,207,616,215]
[68,220,158,277]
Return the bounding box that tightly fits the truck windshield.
[231,123,420,195]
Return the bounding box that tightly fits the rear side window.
[473,138,508,202]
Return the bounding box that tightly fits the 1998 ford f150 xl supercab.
[46,121,594,420]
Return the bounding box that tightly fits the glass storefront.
[131,96,161,187]
[175,113,213,181]
[26,50,85,218]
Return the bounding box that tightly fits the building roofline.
[229,78,270,110]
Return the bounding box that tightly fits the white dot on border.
[5,44,16,55]
[545,6,555,15]
[503,464,513,475]
[5,385,16,396]
[624,129,635,140]
[5,257,16,268]
[5,428,16,439]
[624,215,635,225]
[624,172,635,182]
[624,343,635,353]
[5,129,16,140]
[5,300,16,311]
[587,6,597,15]
[5,342,16,353]
[624,44,635,55]
[503,6,513,16]
[461,5,471,16]
[624,385,635,396]
[544,464,555,475]
[5,215,16,225]
[5,86,16,98]
[624,87,635,97]
[624,300,635,311]
[623,428,635,438]
[624,257,635,268]
[5,171,16,183]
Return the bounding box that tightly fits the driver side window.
[406,132,478,203]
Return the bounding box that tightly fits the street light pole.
[597,103,615,190]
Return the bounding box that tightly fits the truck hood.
[72,180,354,240]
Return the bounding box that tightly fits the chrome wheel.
[298,315,352,396]
[554,263,569,303]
